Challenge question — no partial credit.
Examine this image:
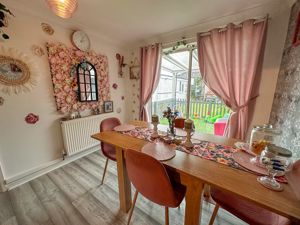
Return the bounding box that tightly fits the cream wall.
[0,7,129,180]
[126,0,291,139]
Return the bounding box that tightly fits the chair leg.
[101,158,109,185]
[208,203,220,225]
[165,207,169,225]
[127,191,139,225]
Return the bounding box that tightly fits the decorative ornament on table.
[0,3,14,40]
[112,83,118,89]
[163,107,179,136]
[31,45,45,57]
[183,119,194,149]
[151,114,159,138]
[0,96,4,105]
[41,23,54,35]
[0,47,37,95]
[116,53,126,77]
[25,113,39,124]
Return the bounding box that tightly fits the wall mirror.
[76,60,98,102]
[0,56,30,87]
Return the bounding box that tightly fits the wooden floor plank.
[30,175,90,225]
[9,184,54,225]
[47,168,87,202]
[72,191,125,225]
[6,151,247,225]
[0,192,18,225]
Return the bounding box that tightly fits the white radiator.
[60,115,103,156]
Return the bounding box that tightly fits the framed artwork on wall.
[104,101,113,113]
[292,11,300,47]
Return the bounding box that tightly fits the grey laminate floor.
[0,151,247,225]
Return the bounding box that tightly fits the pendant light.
[46,0,78,19]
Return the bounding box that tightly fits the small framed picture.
[104,101,113,113]
[129,65,140,79]
[292,11,300,47]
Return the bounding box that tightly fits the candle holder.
[183,119,194,149]
[151,114,159,138]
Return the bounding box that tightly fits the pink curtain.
[197,19,268,140]
[140,43,162,121]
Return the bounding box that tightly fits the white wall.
[0,7,129,181]
[126,0,291,139]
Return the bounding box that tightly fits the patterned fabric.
[175,142,239,168]
[120,127,288,183]
[122,127,239,168]
[122,127,153,141]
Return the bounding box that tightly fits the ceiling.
[4,0,285,45]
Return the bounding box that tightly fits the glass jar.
[249,124,281,156]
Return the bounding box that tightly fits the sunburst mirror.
[0,47,36,95]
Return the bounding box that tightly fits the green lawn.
[160,118,214,134]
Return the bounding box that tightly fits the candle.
[152,114,159,123]
[184,119,193,130]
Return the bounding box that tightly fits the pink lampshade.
[46,0,78,19]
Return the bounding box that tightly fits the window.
[76,61,98,102]
[152,46,229,135]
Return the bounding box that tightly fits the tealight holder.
[183,119,194,148]
[151,114,159,138]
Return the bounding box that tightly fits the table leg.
[182,175,204,225]
[116,147,132,212]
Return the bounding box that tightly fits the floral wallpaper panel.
[46,42,110,113]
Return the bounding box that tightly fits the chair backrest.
[125,149,178,207]
[100,117,121,158]
[286,159,300,200]
[174,118,185,129]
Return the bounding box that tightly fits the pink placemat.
[232,151,268,175]
[142,142,176,161]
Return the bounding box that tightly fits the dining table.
[91,120,300,225]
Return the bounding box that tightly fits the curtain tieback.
[233,94,259,112]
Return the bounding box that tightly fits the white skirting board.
[5,145,100,190]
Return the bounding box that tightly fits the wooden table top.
[91,121,300,221]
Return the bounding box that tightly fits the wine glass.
[257,157,293,191]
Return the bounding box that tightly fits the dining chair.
[174,118,185,129]
[99,117,121,185]
[125,149,186,225]
[208,160,300,225]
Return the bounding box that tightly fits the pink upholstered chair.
[125,149,186,225]
[99,117,121,185]
[208,159,300,225]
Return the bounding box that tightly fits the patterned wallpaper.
[269,0,300,159]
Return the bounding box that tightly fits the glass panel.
[79,74,85,83]
[90,69,95,76]
[81,93,86,101]
[152,47,229,135]
[85,75,90,83]
[91,85,96,92]
[91,92,96,100]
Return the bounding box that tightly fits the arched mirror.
[76,61,98,102]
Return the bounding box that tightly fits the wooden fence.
[152,99,229,118]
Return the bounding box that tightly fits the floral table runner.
[121,127,239,168]
[120,127,287,183]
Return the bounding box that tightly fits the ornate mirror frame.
[0,47,36,95]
